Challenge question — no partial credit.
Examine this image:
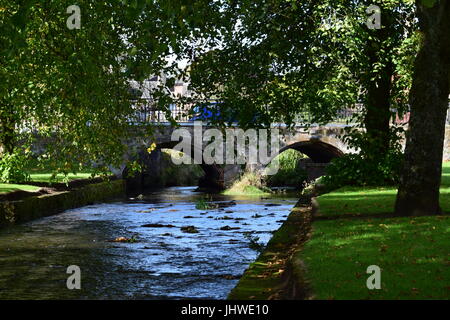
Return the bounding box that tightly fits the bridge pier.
[122,147,236,192]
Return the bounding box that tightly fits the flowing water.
[0,186,297,299]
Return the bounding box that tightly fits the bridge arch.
[263,139,344,183]
[143,141,225,190]
[277,139,344,163]
[121,127,347,190]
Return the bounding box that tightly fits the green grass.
[223,185,271,196]
[0,169,106,195]
[441,162,450,186]
[222,172,271,196]
[0,183,40,194]
[299,162,450,299]
[28,172,95,183]
[300,216,450,299]
[316,162,450,217]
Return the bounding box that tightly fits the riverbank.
[0,179,125,228]
[227,196,313,299]
[0,170,108,197]
[222,172,272,196]
[298,168,450,299]
[229,163,450,300]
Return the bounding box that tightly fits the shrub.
[321,125,405,189]
[0,151,30,183]
[224,171,271,195]
[322,150,403,189]
[267,149,307,188]
[195,198,214,210]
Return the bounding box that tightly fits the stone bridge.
[115,100,450,190]
[115,123,351,190]
[116,123,450,190]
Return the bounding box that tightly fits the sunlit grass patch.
[0,169,107,195]
[317,163,450,217]
[300,215,450,299]
[316,186,397,217]
[0,183,40,194]
[302,163,450,299]
[28,172,96,183]
[441,161,450,187]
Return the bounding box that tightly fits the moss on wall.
[227,203,312,300]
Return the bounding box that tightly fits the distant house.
[129,75,191,100]
[128,74,165,100]
[171,81,191,98]
[128,75,192,122]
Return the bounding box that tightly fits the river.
[0,186,297,299]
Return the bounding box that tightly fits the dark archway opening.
[266,140,343,189]
[124,141,224,192]
[278,140,344,163]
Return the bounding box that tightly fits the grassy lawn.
[299,162,450,299]
[0,183,41,194]
[316,162,450,217]
[28,172,96,183]
[0,170,106,195]
[300,215,449,299]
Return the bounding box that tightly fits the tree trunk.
[364,61,394,158]
[0,103,16,155]
[395,1,450,216]
[362,9,395,159]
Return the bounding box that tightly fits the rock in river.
[220,226,241,231]
[141,223,175,228]
[181,226,199,233]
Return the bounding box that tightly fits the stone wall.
[227,200,312,300]
[0,180,125,229]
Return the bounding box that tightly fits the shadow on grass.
[317,193,396,217]
[299,215,450,299]
[440,163,450,187]
[317,163,450,217]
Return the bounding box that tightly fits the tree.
[0,1,137,178]
[0,1,197,180]
[181,1,417,164]
[395,0,450,216]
